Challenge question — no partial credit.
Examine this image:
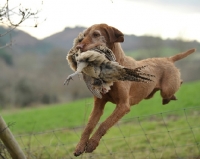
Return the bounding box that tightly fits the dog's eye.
[93,32,100,38]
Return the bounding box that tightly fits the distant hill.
[42,26,200,53]
[123,35,200,52]
[0,26,55,54]
[1,26,200,54]
[43,26,86,50]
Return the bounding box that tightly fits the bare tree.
[0,0,43,48]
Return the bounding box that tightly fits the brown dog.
[73,23,196,156]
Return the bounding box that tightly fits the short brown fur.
[73,23,196,156]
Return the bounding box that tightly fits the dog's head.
[76,24,124,52]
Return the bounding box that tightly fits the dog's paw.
[73,142,86,156]
[85,138,99,153]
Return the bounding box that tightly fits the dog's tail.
[169,48,196,62]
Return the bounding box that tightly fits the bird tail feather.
[122,66,155,83]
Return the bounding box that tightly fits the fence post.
[0,116,26,159]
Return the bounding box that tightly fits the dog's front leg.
[85,102,130,153]
[74,98,107,156]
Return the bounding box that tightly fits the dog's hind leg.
[160,83,179,105]
[162,95,177,105]
[162,80,183,104]
[159,66,181,105]
[160,79,180,105]
[145,88,159,99]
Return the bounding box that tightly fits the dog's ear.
[104,26,124,43]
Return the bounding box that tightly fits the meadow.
[1,80,200,158]
[1,80,200,134]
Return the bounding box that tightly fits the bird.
[64,33,155,98]
[66,32,116,72]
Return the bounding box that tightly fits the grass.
[1,80,200,134]
[13,108,200,158]
[125,47,180,59]
[1,81,200,158]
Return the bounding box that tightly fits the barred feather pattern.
[122,66,155,83]
[91,46,116,61]
[130,65,155,78]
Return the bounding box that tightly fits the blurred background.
[1,1,200,158]
[0,0,200,108]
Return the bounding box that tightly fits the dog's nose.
[76,43,84,49]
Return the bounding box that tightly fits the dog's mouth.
[79,42,107,53]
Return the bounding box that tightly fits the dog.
[72,23,196,156]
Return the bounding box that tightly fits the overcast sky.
[3,0,200,42]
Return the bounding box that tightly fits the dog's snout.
[76,43,84,49]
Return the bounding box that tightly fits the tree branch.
[0,0,43,49]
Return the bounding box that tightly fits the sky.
[2,0,200,41]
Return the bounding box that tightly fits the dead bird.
[64,45,155,98]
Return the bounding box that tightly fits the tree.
[0,0,43,48]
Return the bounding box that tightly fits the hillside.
[42,26,200,54]
[2,26,200,54]
[0,26,55,54]
[43,26,86,50]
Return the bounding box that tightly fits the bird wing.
[66,48,77,71]
[91,47,116,61]
[82,73,102,99]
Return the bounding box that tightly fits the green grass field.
[1,80,200,134]
[1,80,200,158]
